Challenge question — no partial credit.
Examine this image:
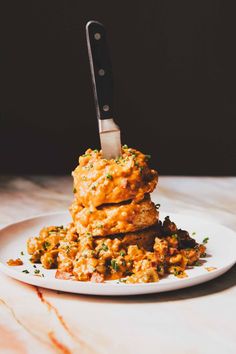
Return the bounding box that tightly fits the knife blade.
[86,20,121,159]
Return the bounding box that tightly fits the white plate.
[0,211,235,296]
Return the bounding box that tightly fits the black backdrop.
[1,1,236,175]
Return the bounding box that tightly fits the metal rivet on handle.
[98,69,105,76]
[103,105,109,112]
[94,33,101,40]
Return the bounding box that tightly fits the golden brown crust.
[70,196,159,237]
[72,147,158,208]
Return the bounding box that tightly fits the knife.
[86,20,121,159]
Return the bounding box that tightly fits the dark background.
[1,1,236,175]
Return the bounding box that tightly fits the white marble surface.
[0,176,236,354]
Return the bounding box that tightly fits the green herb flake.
[65,245,71,254]
[34,269,40,274]
[22,269,29,274]
[122,144,128,149]
[194,261,202,266]
[106,173,113,180]
[43,241,51,250]
[120,250,126,257]
[97,224,103,229]
[115,157,122,163]
[192,232,196,236]
[73,187,77,193]
[101,244,108,251]
[119,278,127,283]
[93,149,98,153]
[139,166,144,173]
[20,251,24,256]
[173,268,181,276]
[203,237,209,244]
[111,259,119,272]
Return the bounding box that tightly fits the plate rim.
[0,211,236,296]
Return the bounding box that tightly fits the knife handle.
[86,21,114,120]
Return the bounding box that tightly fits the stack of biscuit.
[70,146,159,250]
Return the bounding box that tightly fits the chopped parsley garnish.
[106,174,113,180]
[173,268,181,276]
[119,278,127,283]
[192,232,196,236]
[194,261,202,266]
[20,251,24,256]
[121,259,126,266]
[65,245,71,254]
[34,269,40,274]
[111,259,119,272]
[43,241,51,250]
[115,156,122,163]
[93,149,98,153]
[134,162,144,173]
[120,250,126,257]
[22,269,29,274]
[202,237,209,244]
[201,252,206,258]
[101,244,108,251]
[73,187,77,193]
[122,144,128,149]
[97,224,103,229]
[85,163,93,170]
[82,153,91,157]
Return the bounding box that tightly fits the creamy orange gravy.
[72,147,158,208]
[26,220,207,283]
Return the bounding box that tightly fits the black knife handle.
[86,21,114,120]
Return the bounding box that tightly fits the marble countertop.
[0,176,236,354]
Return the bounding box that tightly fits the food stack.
[70,146,159,248]
[27,146,206,283]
